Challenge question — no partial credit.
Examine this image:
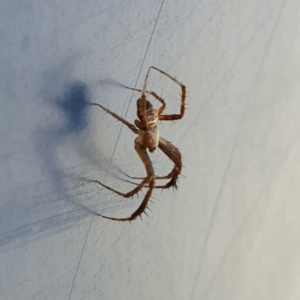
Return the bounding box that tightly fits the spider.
[94,66,186,221]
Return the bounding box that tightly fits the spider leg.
[137,67,153,129]
[128,87,166,114]
[127,137,182,189]
[145,67,186,121]
[96,103,138,134]
[155,136,182,189]
[101,142,155,221]
[94,176,149,198]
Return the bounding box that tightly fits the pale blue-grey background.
[1,0,300,299]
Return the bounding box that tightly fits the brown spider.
[95,66,185,221]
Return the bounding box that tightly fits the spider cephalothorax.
[136,99,158,126]
[94,66,186,221]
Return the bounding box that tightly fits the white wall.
[1,0,300,299]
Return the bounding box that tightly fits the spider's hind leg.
[100,143,155,221]
[128,137,182,190]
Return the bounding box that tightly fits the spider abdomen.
[136,126,159,153]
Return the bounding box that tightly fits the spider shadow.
[1,58,134,250]
[40,81,130,210]
[1,78,93,250]
[37,75,132,217]
[32,78,127,238]
[37,81,90,191]
[56,82,89,133]
[97,77,128,89]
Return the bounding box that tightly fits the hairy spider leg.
[155,137,182,189]
[95,104,156,221]
[128,88,166,115]
[148,66,186,121]
[101,144,155,221]
[96,103,138,134]
[137,67,153,129]
[128,137,182,190]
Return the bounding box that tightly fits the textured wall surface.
[1,0,300,299]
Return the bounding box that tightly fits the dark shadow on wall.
[0,68,131,251]
[40,76,130,203]
[56,82,89,133]
[37,81,91,192]
[0,80,97,251]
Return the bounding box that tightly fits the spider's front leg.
[127,87,166,115]
[99,141,155,221]
[150,66,186,121]
[95,103,138,134]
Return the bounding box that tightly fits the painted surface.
[1,0,300,299]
